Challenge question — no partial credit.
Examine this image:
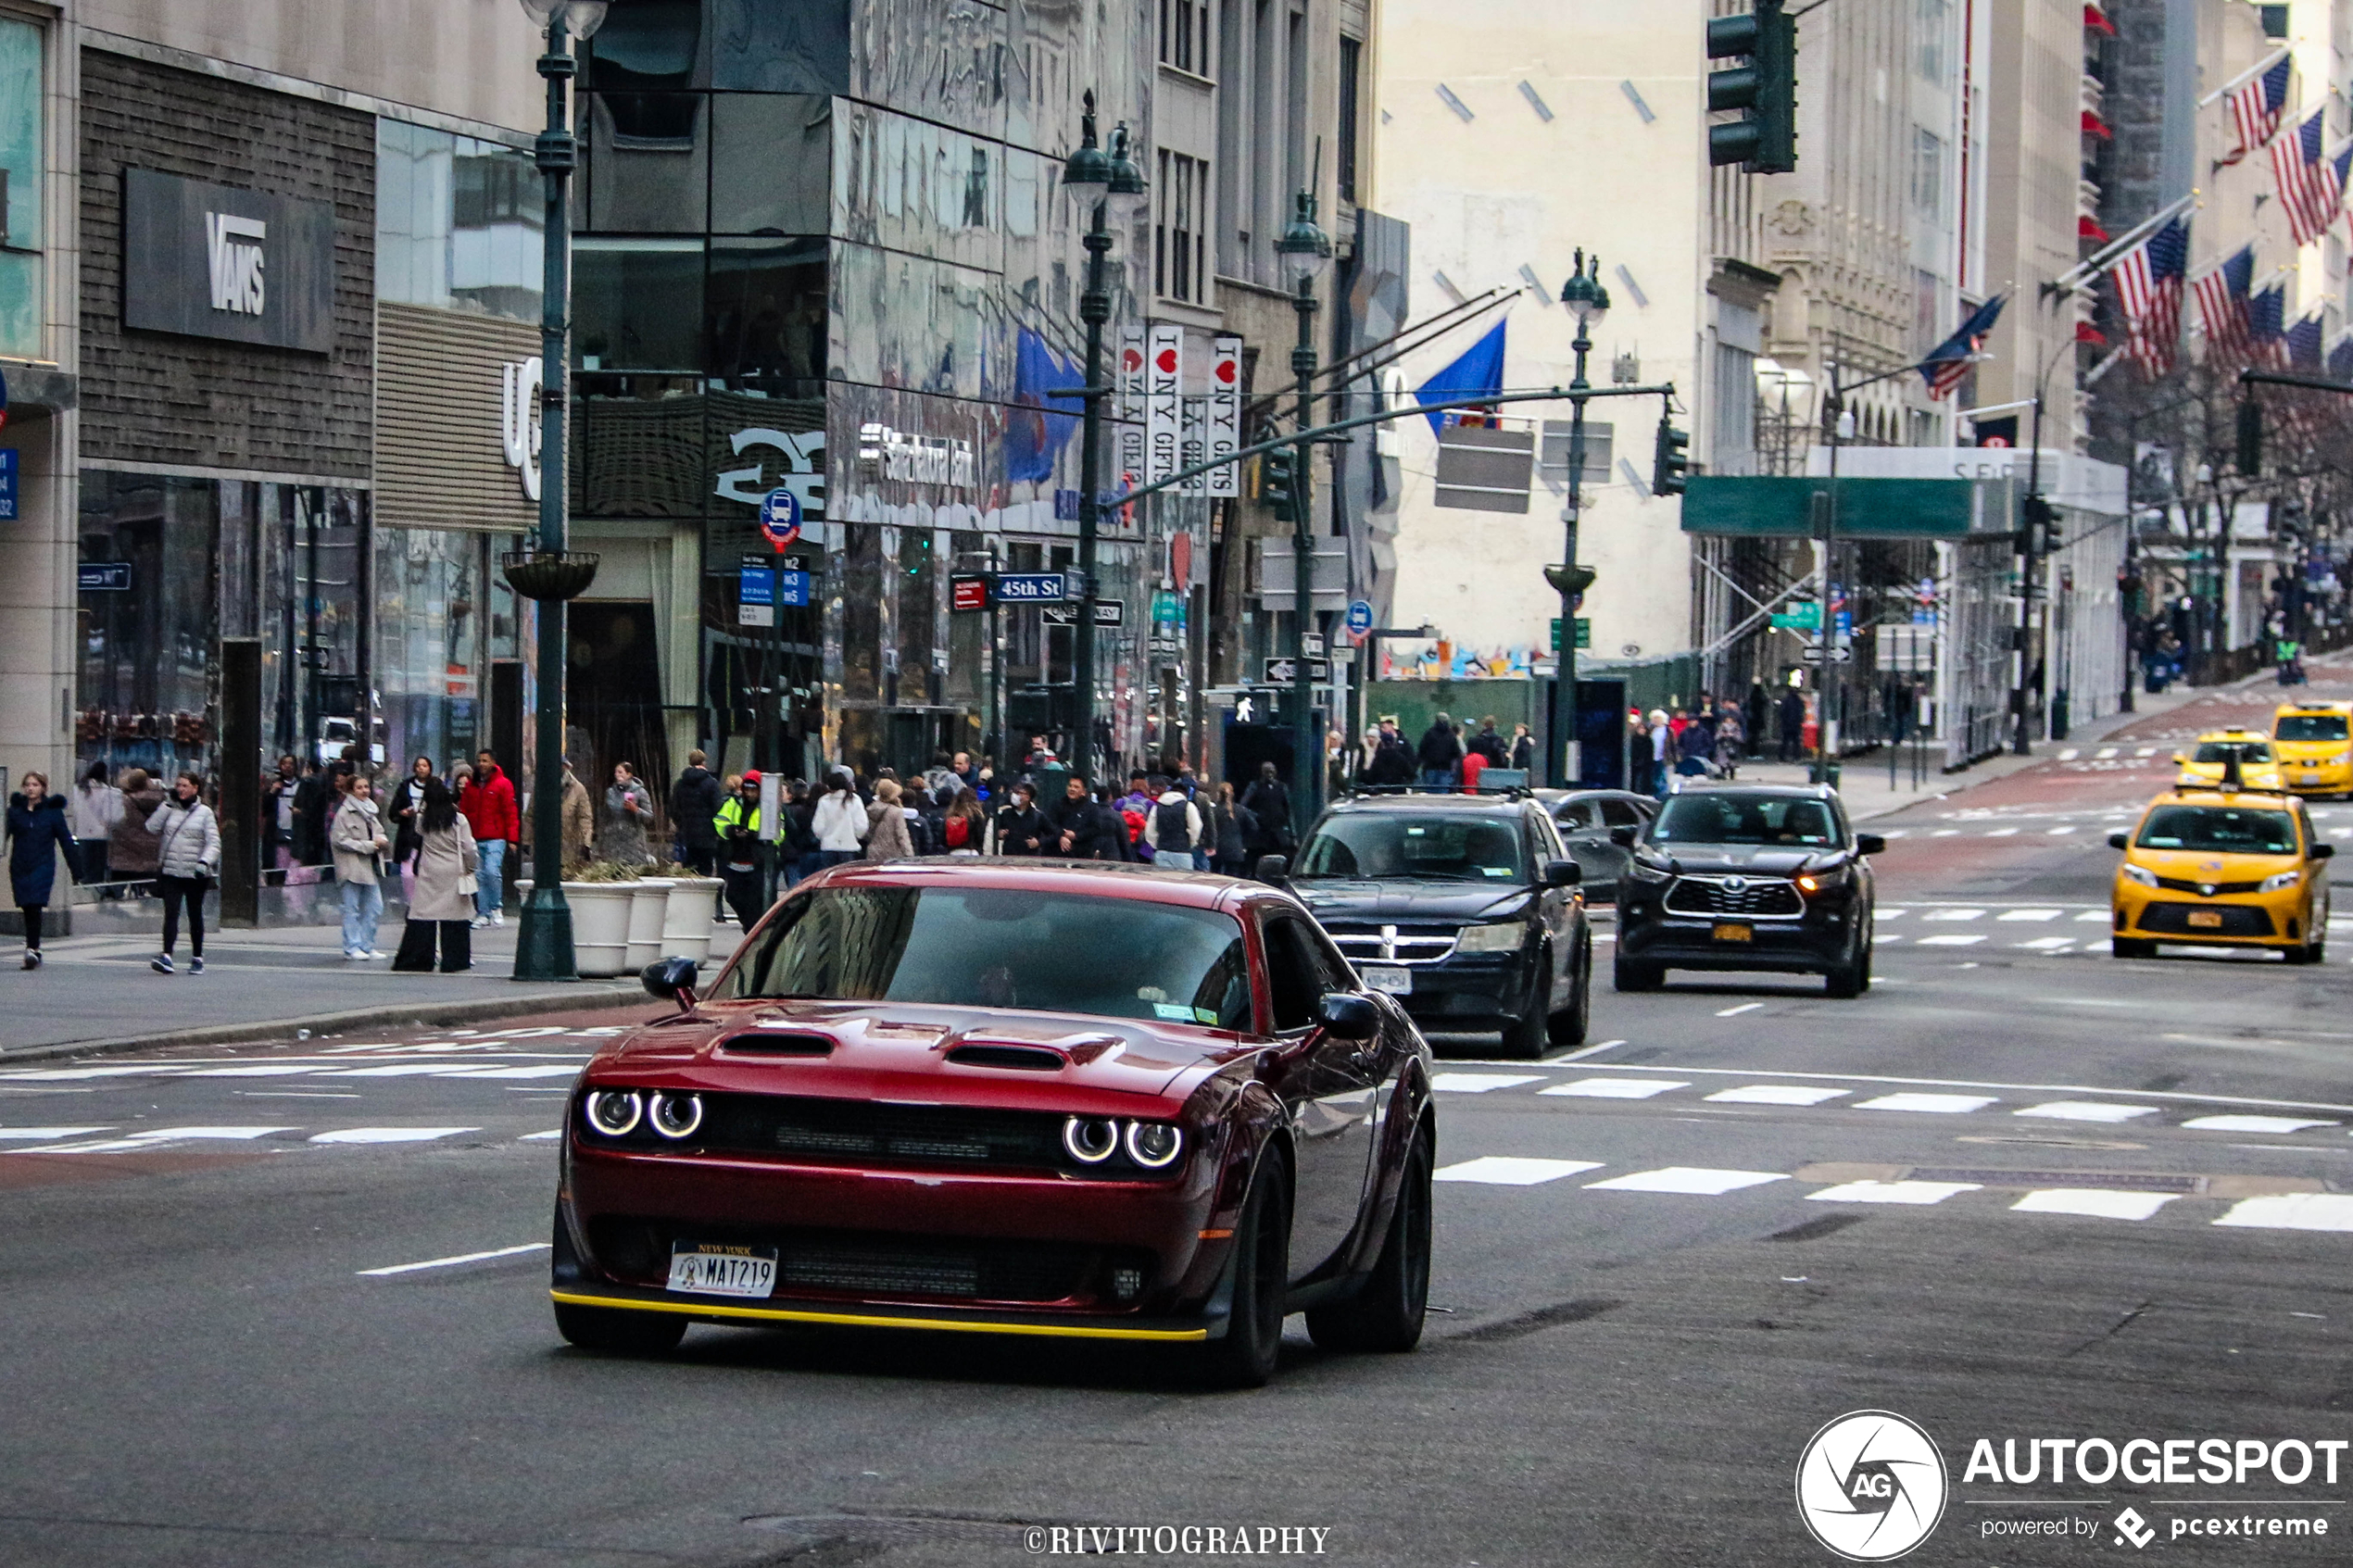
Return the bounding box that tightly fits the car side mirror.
[1255,854,1289,884]
[1854,834,1885,856]
[2171,752,2186,765]
[1315,992,1379,1040]
[1607,825,1636,847]
[641,956,699,1007]
[2108,831,2129,850]
[1544,858,1580,887]
[2315,842,2336,860]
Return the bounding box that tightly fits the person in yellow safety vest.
[714,771,765,930]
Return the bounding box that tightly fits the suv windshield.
[1651,793,1837,847]
[2135,806,2297,855]
[715,886,1254,1029]
[1295,813,1528,881]
[2275,715,2347,742]
[2192,740,2272,763]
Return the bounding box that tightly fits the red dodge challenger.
[551,859,1437,1386]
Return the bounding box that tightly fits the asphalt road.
[7,711,2353,1567]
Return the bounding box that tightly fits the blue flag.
[1415,320,1508,433]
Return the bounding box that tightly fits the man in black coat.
[1777,687,1806,763]
[668,749,724,875]
[1466,717,1509,768]
[1048,777,1126,860]
[1416,713,1465,790]
[1363,721,1416,786]
[1239,762,1291,855]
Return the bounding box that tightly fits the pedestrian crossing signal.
[1651,419,1690,496]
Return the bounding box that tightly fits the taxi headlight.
[585,1089,642,1137]
[1454,921,1527,955]
[2120,863,2158,888]
[2259,869,2303,893]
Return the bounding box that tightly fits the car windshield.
[1651,794,1837,847]
[2276,715,2347,742]
[714,886,1254,1029]
[1294,813,1528,881]
[2134,806,2297,855]
[2192,740,2272,763]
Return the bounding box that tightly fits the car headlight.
[1123,1121,1184,1168]
[2120,863,2158,888]
[584,1089,642,1136]
[1454,921,1527,954]
[1063,1115,1118,1164]
[2259,869,2303,893]
[1627,853,1672,884]
[649,1091,703,1139]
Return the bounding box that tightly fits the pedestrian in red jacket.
[458,752,519,926]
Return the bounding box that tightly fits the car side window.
[1263,916,1324,1032]
[1556,800,1597,832]
[1597,798,1646,828]
[1529,813,1567,864]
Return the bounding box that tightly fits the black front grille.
[1664,878,1805,918]
[2151,875,2263,896]
[2135,901,2274,936]
[587,1218,1134,1304]
[690,1093,1137,1177]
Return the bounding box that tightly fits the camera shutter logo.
[1794,1411,1948,1561]
[206,213,268,316]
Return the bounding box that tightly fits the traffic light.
[1706,0,1797,173]
[1651,417,1691,496]
[2235,397,2263,477]
[1261,447,1298,522]
[2021,494,2061,555]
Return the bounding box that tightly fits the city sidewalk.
[0,912,748,1063]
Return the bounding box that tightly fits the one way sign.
[1264,657,1332,684]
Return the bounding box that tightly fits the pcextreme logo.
[1795,1411,1950,1561]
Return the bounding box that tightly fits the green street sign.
[1550,618,1592,652]
[1770,602,1821,631]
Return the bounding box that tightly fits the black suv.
[1612,784,1882,997]
[1273,793,1592,1057]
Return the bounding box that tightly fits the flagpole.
[2054,192,2196,294]
[2196,44,2293,109]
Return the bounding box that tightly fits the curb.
[0,983,647,1066]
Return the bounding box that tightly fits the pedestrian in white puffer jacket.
[146,772,220,975]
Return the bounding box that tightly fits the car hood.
[1638,843,1828,875]
[2127,848,2298,878]
[585,998,1252,1113]
[1288,879,1532,922]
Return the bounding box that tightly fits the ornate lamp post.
[1545,252,1608,787]
[504,0,606,981]
[1273,190,1331,836]
[1059,94,1148,786]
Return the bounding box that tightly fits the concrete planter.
[658,877,719,965]
[563,883,636,977]
[626,879,676,972]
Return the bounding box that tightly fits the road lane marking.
[1806,1180,1981,1205]
[1932,829,1960,836]
[1985,828,2020,837]
[433,1065,583,1080]
[1855,1093,1998,1114]
[520,1130,563,1141]
[1506,1065,2353,1116]
[1429,1073,1545,1094]
[1435,1156,1603,1185]
[1875,909,1907,919]
[2046,826,2077,835]
[2014,1101,2158,1123]
[1919,908,1985,920]
[2013,1189,2176,1222]
[1916,934,1986,946]
[1584,1167,1785,1195]
[1550,1039,1628,1063]
[2012,937,2076,951]
[308,1127,481,1144]
[2135,747,2158,757]
[1706,1085,1848,1106]
[2076,910,2112,922]
[2214,1195,2353,1233]
[1715,1002,1765,1017]
[358,1242,551,1277]
[2181,1114,2339,1134]
[2058,749,2080,761]
[1540,1078,1691,1099]
[181,1065,329,1078]
[2096,748,2119,759]
[124,1126,294,1139]
[1998,909,2065,921]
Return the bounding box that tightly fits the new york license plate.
[667,1243,777,1298]
[1360,964,1413,995]
[1713,922,1754,943]
[2187,910,2223,929]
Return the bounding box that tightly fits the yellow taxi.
[2271,702,2353,797]
[2172,728,2286,792]
[2109,786,2333,961]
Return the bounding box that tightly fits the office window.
[1339,36,1363,204]
[1915,0,1950,85]
[1161,0,1209,73]
[1910,129,1944,223]
[0,16,42,358]
[1155,152,1208,303]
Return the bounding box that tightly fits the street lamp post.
[1546,252,1609,788]
[505,0,607,982]
[1059,94,1148,788]
[1275,191,1332,837]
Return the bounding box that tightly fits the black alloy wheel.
[1549,932,1592,1047]
[1194,1152,1292,1388]
[1306,1130,1432,1354]
[553,1299,689,1355]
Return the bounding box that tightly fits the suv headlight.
[1454,921,1527,955]
[1627,853,1672,884]
[2259,869,2303,893]
[2120,863,2158,888]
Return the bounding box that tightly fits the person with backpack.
[942,786,988,855]
[1144,779,1203,865]
[147,771,220,975]
[779,778,820,885]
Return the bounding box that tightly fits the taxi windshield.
[2134,806,2298,855]
[1296,813,1528,881]
[715,886,1254,1029]
[2275,715,2348,742]
[2192,740,2272,764]
[1652,793,1837,847]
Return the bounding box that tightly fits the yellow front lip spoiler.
[550,1287,1210,1341]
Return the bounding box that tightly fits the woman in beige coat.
[393,779,479,972]
[863,777,915,860]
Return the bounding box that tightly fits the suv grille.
[1322,922,1461,963]
[1664,877,1805,918]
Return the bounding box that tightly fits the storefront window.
[574,239,705,371]
[377,119,542,322]
[0,17,44,358]
[77,473,218,781]
[256,486,366,765]
[708,238,827,394]
[376,529,494,774]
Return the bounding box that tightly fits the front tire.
[2111,936,2155,959]
[1500,955,1552,1059]
[1548,933,1592,1047]
[553,1300,688,1355]
[1306,1131,1432,1355]
[1194,1153,1291,1388]
[1824,932,1868,998]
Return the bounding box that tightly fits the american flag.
[2288,311,2324,370]
[1916,295,2006,399]
[2222,55,2293,167]
[2249,283,2288,367]
[2109,215,2188,374]
[2271,109,2341,246]
[2330,334,2353,382]
[2192,245,2256,361]
[2338,143,2353,246]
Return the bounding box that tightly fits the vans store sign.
[121,169,335,354]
